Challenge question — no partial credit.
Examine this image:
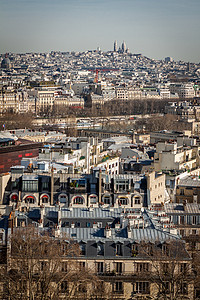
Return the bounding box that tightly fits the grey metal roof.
[22,175,38,180]
[60,208,122,219]
[178,177,200,188]
[165,203,200,214]
[130,228,179,243]
[60,226,179,243]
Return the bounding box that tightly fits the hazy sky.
[0,0,200,62]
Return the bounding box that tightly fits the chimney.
[55,225,60,237]
[40,205,45,228]
[98,169,102,204]
[127,224,132,239]
[115,222,120,229]
[105,225,111,238]
[93,222,98,228]
[51,166,54,206]
[71,222,75,228]
[58,206,61,227]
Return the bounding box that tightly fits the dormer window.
[79,243,86,256]
[74,196,84,205]
[97,242,104,256]
[118,197,128,206]
[103,195,112,205]
[25,195,35,204]
[116,243,122,256]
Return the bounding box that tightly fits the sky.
[0,0,200,62]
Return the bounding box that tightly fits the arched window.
[97,242,104,256]
[10,193,18,202]
[134,197,141,205]
[25,195,35,204]
[74,196,84,205]
[79,243,86,255]
[103,195,111,205]
[118,197,128,206]
[89,195,97,204]
[59,194,67,203]
[41,194,49,203]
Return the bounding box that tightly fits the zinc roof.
[165,203,200,214]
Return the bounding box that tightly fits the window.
[59,194,67,203]
[180,216,185,225]
[134,197,140,205]
[42,181,49,190]
[180,189,184,195]
[115,262,123,274]
[162,244,170,256]
[132,244,139,257]
[136,263,149,273]
[79,243,86,256]
[104,196,111,205]
[162,263,169,274]
[116,243,122,256]
[41,195,49,203]
[97,262,104,274]
[133,282,150,294]
[161,282,170,294]
[61,262,68,272]
[180,282,188,295]
[74,196,83,204]
[79,262,86,270]
[180,263,187,273]
[78,282,87,293]
[119,197,128,205]
[90,195,97,204]
[192,216,197,225]
[113,282,123,294]
[97,243,104,256]
[22,180,38,192]
[25,196,35,204]
[116,180,129,192]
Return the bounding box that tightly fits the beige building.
[116,87,142,100]
[170,83,195,99]
[36,90,55,111]
[147,171,166,205]
[154,142,200,172]
[54,96,84,108]
[0,173,10,205]
[0,90,20,113]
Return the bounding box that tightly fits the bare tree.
[137,240,194,300]
[4,227,97,300]
[4,226,114,300]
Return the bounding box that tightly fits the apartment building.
[116,87,142,100]
[0,206,195,299]
[0,90,20,113]
[36,89,55,111]
[170,83,195,99]
[154,142,200,172]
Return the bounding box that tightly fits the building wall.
[0,173,10,204]
[147,171,166,205]
[0,143,42,174]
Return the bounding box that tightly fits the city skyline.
[0,0,200,63]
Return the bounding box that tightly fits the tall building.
[122,41,126,53]
[114,40,117,52]
[1,53,11,69]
